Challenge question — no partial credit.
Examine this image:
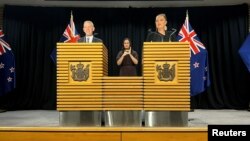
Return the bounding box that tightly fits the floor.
[0,109,249,127]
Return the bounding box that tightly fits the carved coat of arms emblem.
[70,63,89,81]
[156,63,176,81]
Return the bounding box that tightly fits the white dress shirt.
[86,36,93,43]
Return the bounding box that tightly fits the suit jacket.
[78,36,102,43]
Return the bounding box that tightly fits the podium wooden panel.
[143,42,190,111]
[103,76,143,110]
[57,43,108,111]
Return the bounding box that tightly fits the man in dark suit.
[78,20,102,43]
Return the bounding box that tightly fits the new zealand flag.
[50,12,80,64]
[0,29,15,96]
[239,33,250,72]
[177,12,210,96]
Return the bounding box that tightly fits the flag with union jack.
[239,33,250,72]
[177,11,210,96]
[50,11,80,63]
[0,29,16,96]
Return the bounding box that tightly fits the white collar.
[86,35,93,38]
[86,36,94,43]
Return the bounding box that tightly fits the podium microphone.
[148,28,164,42]
[169,28,177,42]
[148,28,153,33]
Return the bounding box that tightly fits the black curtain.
[0,4,249,110]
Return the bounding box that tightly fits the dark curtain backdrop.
[0,4,249,110]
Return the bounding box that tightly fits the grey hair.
[84,20,95,28]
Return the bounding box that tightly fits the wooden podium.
[56,43,108,111]
[143,42,190,111]
[56,42,190,112]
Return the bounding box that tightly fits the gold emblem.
[70,62,89,81]
[156,62,175,81]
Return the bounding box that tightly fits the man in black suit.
[78,20,102,43]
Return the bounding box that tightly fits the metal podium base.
[105,111,142,127]
[145,111,188,127]
[59,111,102,126]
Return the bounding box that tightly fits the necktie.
[86,37,89,43]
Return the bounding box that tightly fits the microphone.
[148,28,153,33]
[147,28,164,42]
[93,33,98,36]
[169,28,177,42]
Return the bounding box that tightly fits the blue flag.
[50,12,80,64]
[177,12,210,96]
[0,29,16,96]
[239,33,250,72]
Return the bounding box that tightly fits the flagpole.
[186,10,189,20]
[70,10,74,36]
